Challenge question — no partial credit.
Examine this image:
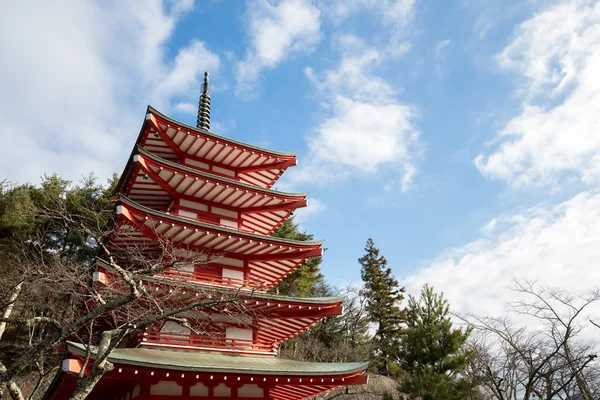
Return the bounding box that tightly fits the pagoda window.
[226,327,253,348]
[150,381,182,396]
[160,321,191,335]
[214,383,231,397]
[190,383,209,396]
[222,268,244,283]
[239,384,264,398]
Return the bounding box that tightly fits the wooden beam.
[147,114,185,160]
[240,158,297,173]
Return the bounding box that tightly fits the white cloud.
[327,0,415,28]
[434,39,451,79]
[434,39,451,59]
[404,190,600,323]
[155,40,220,102]
[174,102,198,114]
[293,198,326,227]
[475,0,600,188]
[325,0,416,59]
[288,37,421,192]
[0,1,219,184]
[235,0,321,96]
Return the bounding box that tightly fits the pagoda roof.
[97,257,343,352]
[47,342,367,400]
[95,258,342,304]
[147,106,297,158]
[67,341,368,375]
[109,196,323,286]
[116,106,298,189]
[118,147,307,235]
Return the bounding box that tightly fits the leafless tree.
[462,280,600,400]
[279,283,371,364]
[0,191,256,400]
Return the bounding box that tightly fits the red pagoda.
[44,73,368,400]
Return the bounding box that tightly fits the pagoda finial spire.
[197,71,211,130]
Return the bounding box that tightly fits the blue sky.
[2,0,600,319]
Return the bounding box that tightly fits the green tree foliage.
[270,216,325,297]
[359,238,405,376]
[272,218,371,363]
[0,174,117,260]
[0,174,118,398]
[397,284,473,400]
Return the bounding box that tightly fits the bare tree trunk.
[68,329,130,400]
[0,282,25,400]
[564,342,594,400]
[0,282,22,338]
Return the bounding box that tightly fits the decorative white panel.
[218,257,244,268]
[226,327,253,341]
[212,166,236,177]
[160,321,191,335]
[223,268,244,281]
[180,198,209,211]
[220,219,238,228]
[190,383,209,396]
[178,209,198,219]
[132,385,140,399]
[211,206,238,218]
[238,384,264,398]
[185,158,209,170]
[214,383,231,397]
[150,381,182,396]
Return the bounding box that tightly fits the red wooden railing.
[140,331,275,353]
[159,268,268,291]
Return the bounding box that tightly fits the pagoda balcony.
[108,196,323,288]
[138,332,276,356]
[160,267,268,292]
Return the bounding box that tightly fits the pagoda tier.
[116,106,297,189]
[47,342,368,400]
[118,147,307,235]
[109,196,323,288]
[96,258,343,356]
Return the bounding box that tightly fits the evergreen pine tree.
[359,238,405,376]
[271,216,325,297]
[397,284,473,400]
[273,219,369,363]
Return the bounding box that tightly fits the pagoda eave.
[119,148,307,235]
[45,343,367,400]
[147,106,297,159]
[137,106,297,188]
[63,342,367,376]
[112,197,322,262]
[134,147,307,199]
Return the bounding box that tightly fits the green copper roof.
[148,105,297,158]
[67,342,367,376]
